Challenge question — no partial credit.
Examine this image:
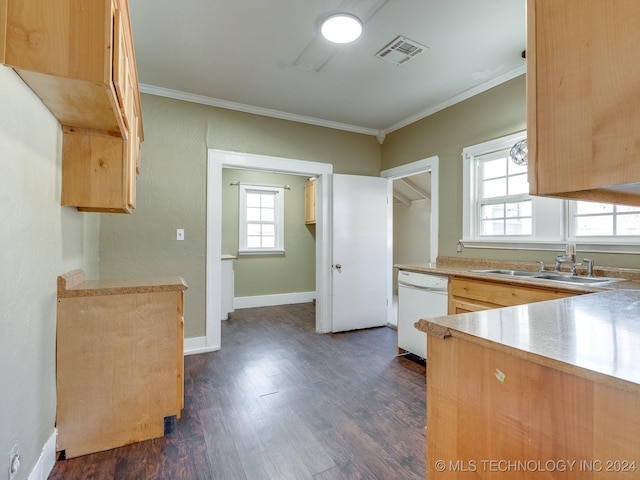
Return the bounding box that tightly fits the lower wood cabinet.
[427,331,640,480]
[448,276,578,314]
[56,270,187,458]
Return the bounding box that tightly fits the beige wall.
[0,66,100,478]
[99,93,381,337]
[221,169,316,297]
[382,75,640,269]
[100,75,640,342]
[383,75,528,259]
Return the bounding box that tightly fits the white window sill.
[461,239,640,255]
[238,248,286,256]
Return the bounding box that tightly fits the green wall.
[99,93,381,337]
[0,65,100,479]
[382,75,528,259]
[221,169,316,297]
[382,74,640,269]
[101,74,640,341]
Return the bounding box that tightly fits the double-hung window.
[238,184,285,254]
[477,149,531,236]
[569,202,640,239]
[463,132,640,252]
[463,132,562,245]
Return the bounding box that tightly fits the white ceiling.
[128,0,526,137]
[393,172,431,205]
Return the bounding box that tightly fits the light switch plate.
[177,229,184,241]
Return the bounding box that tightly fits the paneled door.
[331,174,390,332]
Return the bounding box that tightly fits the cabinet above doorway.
[305,178,316,224]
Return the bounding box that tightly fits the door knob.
[335,263,342,271]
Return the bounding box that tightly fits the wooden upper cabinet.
[1,0,143,213]
[527,0,640,206]
[304,178,316,225]
[0,0,7,63]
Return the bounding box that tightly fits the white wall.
[393,198,431,291]
[0,65,100,479]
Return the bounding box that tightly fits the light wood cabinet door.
[527,0,640,205]
[61,127,133,213]
[1,0,143,213]
[0,0,7,64]
[305,178,316,224]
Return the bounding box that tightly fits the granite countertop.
[58,269,188,298]
[416,289,640,394]
[395,256,640,293]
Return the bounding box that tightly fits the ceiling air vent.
[374,35,427,65]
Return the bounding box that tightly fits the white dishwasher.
[397,270,448,359]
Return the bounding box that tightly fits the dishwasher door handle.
[398,283,447,293]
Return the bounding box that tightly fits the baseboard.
[183,292,315,355]
[184,336,220,356]
[233,291,315,309]
[28,429,57,480]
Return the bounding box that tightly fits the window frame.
[462,131,563,245]
[476,148,533,237]
[238,184,285,255]
[567,201,640,244]
[462,132,640,254]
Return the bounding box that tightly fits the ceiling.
[393,172,431,205]
[128,0,526,138]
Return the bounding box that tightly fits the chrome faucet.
[583,258,595,277]
[555,243,577,273]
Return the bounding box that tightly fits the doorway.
[381,156,440,326]
[204,150,435,351]
[205,150,333,353]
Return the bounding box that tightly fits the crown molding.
[140,64,525,140]
[138,84,380,137]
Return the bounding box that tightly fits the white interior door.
[332,174,390,332]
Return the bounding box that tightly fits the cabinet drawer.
[449,276,576,308]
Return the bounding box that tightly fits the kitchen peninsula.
[411,262,640,479]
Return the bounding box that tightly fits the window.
[570,202,640,238]
[238,184,285,254]
[463,132,562,244]
[477,149,531,236]
[463,132,640,252]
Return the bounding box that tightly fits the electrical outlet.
[176,229,184,241]
[9,445,20,480]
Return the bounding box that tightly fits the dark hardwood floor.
[49,303,426,480]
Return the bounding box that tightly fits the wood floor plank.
[48,303,426,480]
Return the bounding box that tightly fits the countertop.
[395,256,640,293]
[416,289,640,394]
[403,257,640,393]
[58,269,188,298]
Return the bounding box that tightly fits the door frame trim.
[206,149,333,351]
[381,156,440,326]
[381,155,440,263]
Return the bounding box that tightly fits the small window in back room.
[238,184,285,254]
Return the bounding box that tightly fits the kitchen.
[3,0,640,479]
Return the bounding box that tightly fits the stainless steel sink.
[471,269,628,286]
[535,274,627,285]
[471,269,545,277]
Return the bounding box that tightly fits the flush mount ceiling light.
[321,13,363,44]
